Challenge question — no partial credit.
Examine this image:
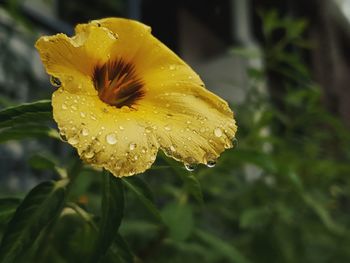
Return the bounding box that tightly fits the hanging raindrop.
[50,76,61,87]
[206,160,217,168]
[184,163,197,172]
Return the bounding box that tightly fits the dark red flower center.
[93,58,144,108]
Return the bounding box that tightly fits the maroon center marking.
[92,58,145,108]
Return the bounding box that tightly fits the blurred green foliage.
[0,8,350,263]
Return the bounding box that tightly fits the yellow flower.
[35,18,237,177]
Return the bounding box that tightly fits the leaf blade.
[0,180,67,263]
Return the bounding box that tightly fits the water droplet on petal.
[214,128,223,137]
[184,163,197,172]
[119,126,125,130]
[61,104,67,110]
[134,155,138,160]
[145,127,152,133]
[170,145,176,152]
[71,105,77,111]
[206,160,217,168]
[50,76,61,87]
[68,137,79,145]
[169,65,176,70]
[81,128,89,136]
[84,151,94,159]
[80,112,86,118]
[106,133,117,145]
[129,143,136,150]
[200,127,206,133]
[164,125,171,131]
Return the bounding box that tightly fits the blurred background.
[1,0,350,262]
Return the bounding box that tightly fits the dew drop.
[80,112,86,118]
[106,133,117,145]
[71,105,77,111]
[200,127,206,133]
[61,104,67,110]
[170,145,176,152]
[169,65,176,70]
[145,127,152,133]
[214,128,223,137]
[164,125,171,131]
[50,76,61,87]
[129,143,136,150]
[81,128,89,136]
[59,132,67,141]
[232,137,238,148]
[134,155,138,160]
[184,163,197,172]
[206,160,217,168]
[84,151,94,159]
[119,126,125,130]
[68,137,79,145]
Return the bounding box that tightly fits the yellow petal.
[137,88,236,167]
[35,24,118,94]
[52,86,159,176]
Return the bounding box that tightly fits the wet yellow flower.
[35,18,237,177]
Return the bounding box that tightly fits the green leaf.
[0,180,68,263]
[123,177,163,223]
[0,125,59,143]
[28,154,67,179]
[0,100,52,126]
[112,234,134,263]
[161,202,194,241]
[302,194,344,234]
[195,230,252,263]
[0,198,21,225]
[91,172,124,263]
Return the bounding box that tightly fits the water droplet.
[164,125,171,131]
[106,133,117,145]
[61,104,67,110]
[169,65,176,70]
[71,105,77,111]
[84,151,94,159]
[134,155,138,160]
[50,76,61,87]
[186,120,191,124]
[206,160,217,168]
[170,145,176,152]
[145,127,152,133]
[68,137,79,145]
[214,128,223,137]
[59,132,67,141]
[184,163,197,172]
[129,143,136,150]
[119,126,125,130]
[188,75,193,79]
[81,128,89,136]
[80,112,86,118]
[232,137,238,148]
[200,127,206,133]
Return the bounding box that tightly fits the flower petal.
[137,86,236,166]
[35,24,118,94]
[92,18,203,86]
[52,85,159,177]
